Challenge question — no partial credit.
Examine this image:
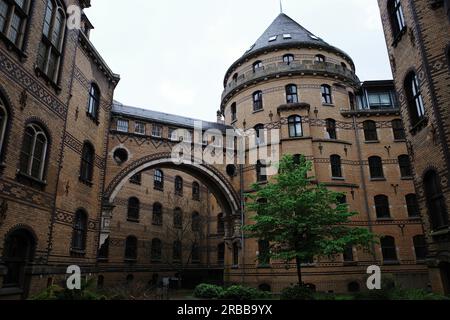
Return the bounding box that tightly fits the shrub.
[194,284,224,299]
[280,285,315,300]
[220,285,270,300]
[30,280,106,301]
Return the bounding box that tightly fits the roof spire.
[280,0,283,13]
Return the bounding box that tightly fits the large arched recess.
[104,152,241,217]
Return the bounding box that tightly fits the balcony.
[221,61,360,103]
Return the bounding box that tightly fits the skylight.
[309,34,320,40]
[269,35,278,42]
[283,34,292,39]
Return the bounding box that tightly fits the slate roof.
[224,13,355,85]
[112,102,230,132]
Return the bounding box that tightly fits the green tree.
[244,155,377,285]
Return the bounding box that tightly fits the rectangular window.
[0,0,30,48]
[152,125,162,138]
[135,122,146,135]
[117,119,129,132]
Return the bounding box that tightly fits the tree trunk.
[295,256,303,286]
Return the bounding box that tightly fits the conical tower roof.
[224,13,355,85]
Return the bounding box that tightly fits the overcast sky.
[86,0,392,122]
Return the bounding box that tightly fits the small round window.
[113,148,128,164]
[226,164,237,177]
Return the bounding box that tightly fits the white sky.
[86,0,392,122]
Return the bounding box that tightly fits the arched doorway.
[2,228,36,297]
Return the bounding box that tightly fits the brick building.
[0,1,437,299]
[377,0,450,294]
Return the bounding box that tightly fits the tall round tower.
[221,13,426,293]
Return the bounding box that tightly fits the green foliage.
[220,285,270,300]
[30,279,107,301]
[193,284,224,299]
[244,155,377,283]
[280,285,315,300]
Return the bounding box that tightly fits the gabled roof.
[111,102,231,132]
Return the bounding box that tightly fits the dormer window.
[283,54,294,65]
[253,61,263,73]
[269,35,277,42]
[283,34,292,39]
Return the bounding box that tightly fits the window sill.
[252,109,264,114]
[322,103,335,107]
[370,178,386,182]
[332,177,345,181]
[34,67,62,94]
[129,181,142,186]
[365,140,380,144]
[16,171,47,189]
[152,222,163,227]
[79,177,93,187]
[127,218,140,223]
[97,257,109,263]
[383,260,400,265]
[154,186,164,192]
[392,27,407,48]
[394,139,407,143]
[86,112,100,125]
[401,176,414,181]
[124,259,137,263]
[430,227,450,237]
[70,249,86,257]
[0,32,28,61]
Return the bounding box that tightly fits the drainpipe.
[352,115,377,259]
[239,164,246,284]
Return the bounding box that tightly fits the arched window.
[231,102,237,122]
[404,72,425,127]
[369,156,384,179]
[286,84,298,103]
[283,54,294,65]
[398,155,413,178]
[315,54,326,63]
[151,238,162,262]
[341,62,348,70]
[19,123,49,181]
[191,243,200,263]
[256,160,267,183]
[258,240,270,266]
[87,84,100,120]
[253,91,263,111]
[217,243,225,265]
[174,207,183,229]
[154,169,164,190]
[406,194,420,217]
[0,95,9,158]
[330,155,342,178]
[381,236,398,262]
[127,197,140,222]
[124,236,137,261]
[321,84,332,104]
[217,213,225,234]
[192,182,200,201]
[254,124,265,145]
[37,0,66,83]
[375,195,391,219]
[0,0,32,48]
[423,171,448,231]
[191,212,200,232]
[232,242,239,266]
[392,119,406,140]
[152,202,163,226]
[388,0,406,39]
[413,235,427,261]
[175,176,183,195]
[80,142,95,183]
[326,118,337,140]
[253,60,263,73]
[363,120,378,141]
[288,115,303,138]
[173,241,182,262]
[72,210,87,251]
